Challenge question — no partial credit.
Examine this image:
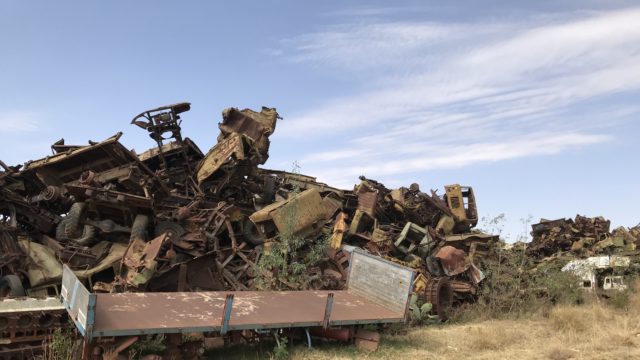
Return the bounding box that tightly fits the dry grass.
[546,347,574,360]
[286,307,640,360]
[206,289,640,360]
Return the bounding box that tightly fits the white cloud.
[272,7,640,186]
[0,111,40,133]
[285,21,476,70]
[303,133,610,187]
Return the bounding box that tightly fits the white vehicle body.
[561,256,629,292]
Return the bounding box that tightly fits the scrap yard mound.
[0,102,638,359]
[527,215,639,258]
[0,103,495,357]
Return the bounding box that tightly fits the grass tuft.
[547,347,574,360]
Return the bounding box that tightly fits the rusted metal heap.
[0,103,496,352]
[526,215,639,259]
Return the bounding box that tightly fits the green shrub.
[253,165,329,291]
[452,246,584,322]
[271,334,289,360]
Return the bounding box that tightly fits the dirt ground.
[211,297,640,360]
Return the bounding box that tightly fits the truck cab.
[444,185,478,232]
[562,256,630,293]
[603,275,627,291]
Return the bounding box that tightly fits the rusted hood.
[435,246,470,276]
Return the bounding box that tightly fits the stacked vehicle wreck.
[527,215,640,259]
[0,103,496,355]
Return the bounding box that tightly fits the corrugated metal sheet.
[347,249,414,315]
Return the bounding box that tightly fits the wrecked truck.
[561,255,630,293]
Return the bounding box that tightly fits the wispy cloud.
[0,111,40,133]
[284,21,478,71]
[272,7,640,186]
[303,132,610,188]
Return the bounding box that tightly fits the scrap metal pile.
[526,215,640,259]
[0,103,497,326]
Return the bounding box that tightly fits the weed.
[451,232,583,322]
[409,293,438,325]
[43,328,76,360]
[128,335,166,359]
[608,288,631,310]
[549,306,590,332]
[271,333,289,360]
[254,164,329,291]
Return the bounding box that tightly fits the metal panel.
[347,249,415,315]
[196,133,245,184]
[23,133,136,185]
[0,297,67,347]
[0,297,64,313]
[89,290,405,338]
[62,251,413,339]
[60,265,95,337]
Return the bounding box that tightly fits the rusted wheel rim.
[425,277,453,320]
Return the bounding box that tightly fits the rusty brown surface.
[526,215,634,258]
[435,246,470,276]
[0,297,68,357]
[92,290,403,335]
[354,329,381,351]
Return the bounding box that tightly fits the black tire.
[56,219,68,240]
[243,220,265,245]
[58,218,96,246]
[130,214,150,242]
[0,275,26,298]
[73,225,97,246]
[64,202,87,237]
[262,176,276,204]
[426,256,444,277]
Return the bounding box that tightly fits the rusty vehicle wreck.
[0,103,498,359]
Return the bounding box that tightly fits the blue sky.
[1,1,639,241]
